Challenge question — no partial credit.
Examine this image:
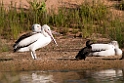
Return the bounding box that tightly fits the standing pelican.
[13,24,58,60]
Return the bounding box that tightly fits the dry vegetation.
[0,0,124,71]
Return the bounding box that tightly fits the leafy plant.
[28,0,47,23]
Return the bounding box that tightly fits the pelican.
[13,24,58,60]
[75,40,92,60]
[90,41,122,57]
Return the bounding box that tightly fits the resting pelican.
[90,41,122,57]
[13,24,58,60]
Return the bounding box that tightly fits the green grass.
[0,39,9,52]
[115,0,124,10]
[0,0,124,49]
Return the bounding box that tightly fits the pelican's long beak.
[46,30,58,46]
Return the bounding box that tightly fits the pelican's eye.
[37,26,39,27]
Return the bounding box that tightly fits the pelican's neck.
[41,29,50,37]
[115,45,119,48]
[109,41,119,48]
[110,43,119,49]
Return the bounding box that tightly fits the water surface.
[0,69,124,83]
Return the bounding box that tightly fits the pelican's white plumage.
[13,24,57,60]
[91,48,115,56]
[91,44,115,52]
[90,41,122,57]
[115,49,122,56]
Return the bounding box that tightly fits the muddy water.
[0,69,124,83]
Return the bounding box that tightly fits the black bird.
[75,40,92,60]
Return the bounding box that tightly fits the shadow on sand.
[0,58,13,62]
[57,58,78,61]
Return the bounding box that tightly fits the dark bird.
[75,40,92,60]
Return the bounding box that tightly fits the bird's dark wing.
[76,47,92,60]
[13,32,41,50]
[15,32,36,44]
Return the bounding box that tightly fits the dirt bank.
[0,36,123,71]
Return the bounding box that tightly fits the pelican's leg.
[31,52,35,59]
[31,51,37,60]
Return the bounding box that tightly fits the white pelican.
[13,24,58,60]
[90,41,122,57]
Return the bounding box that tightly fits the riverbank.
[0,37,123,71]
